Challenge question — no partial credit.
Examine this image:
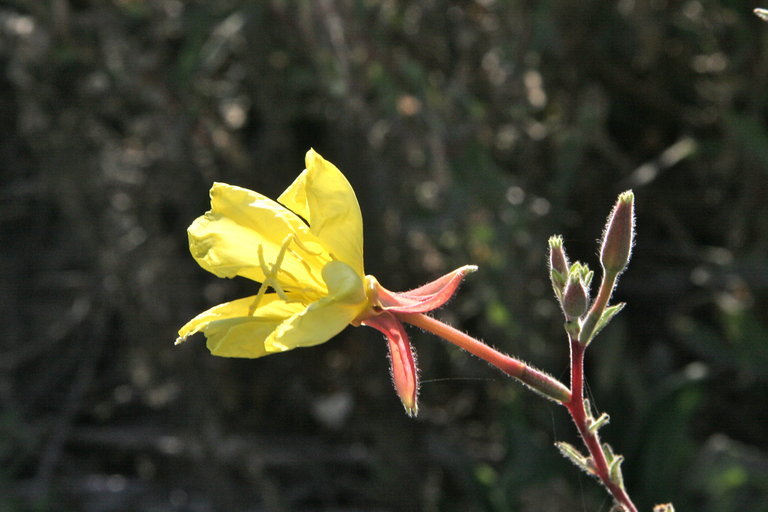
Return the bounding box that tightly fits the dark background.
[2,1,768,511]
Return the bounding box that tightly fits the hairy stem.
[567,337,638,512]
[580,269,618,342]
[402,310,638,510]
[401,313,571,403]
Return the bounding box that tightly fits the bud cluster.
[548,191,636,342]
[547,191,645,511]
[549,236,594,324]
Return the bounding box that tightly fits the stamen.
[283,235,329,288]
[276,266,300,286]
[248,233,330,315]
[291,235,324,256]
[250,237,292,314]
[289,251,326,288]
[249,246,271,314]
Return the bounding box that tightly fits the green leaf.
[555,441,595,475]
[608,453,625,489]
[586,302,625,344]
[588,412,610,433]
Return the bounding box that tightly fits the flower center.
[248,234,330,315]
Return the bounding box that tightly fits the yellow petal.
[278,149,364,277]
[177,294,292,338]
[177,294,305,358]
[265,261,366,352]
[188,183,329,294]
[204,317,284,358]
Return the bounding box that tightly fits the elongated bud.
[549,235,569,297]
[600,191,635,275]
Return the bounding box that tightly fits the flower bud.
[562,271,589,320]
[600,191,635,275]
[549,235,569,297]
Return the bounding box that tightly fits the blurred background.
[2,1,768,511]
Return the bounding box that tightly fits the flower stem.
[580,269,618,343]
[565,266,638,511]
[402,311,638,510]
[401,313,571,403]
[567,336,638,512]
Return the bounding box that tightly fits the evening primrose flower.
[176,149,475,416]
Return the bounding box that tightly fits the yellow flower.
[177,149,475,416]
[177,149,368,357]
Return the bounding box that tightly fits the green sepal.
[551,268,567,289]
[550,269,567,301]
[583,269,595,288]
[568,261,592,282]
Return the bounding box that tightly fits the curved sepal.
[362,312,419,416]
[375,265,477,314]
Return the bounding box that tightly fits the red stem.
[401,313,571,403]
[567,337,638,512]
[401,312,637,510]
